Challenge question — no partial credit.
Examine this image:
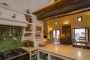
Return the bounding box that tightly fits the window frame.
[77,16,82,22]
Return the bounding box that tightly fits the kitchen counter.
[22,44,90,60]
[21,46,39,52]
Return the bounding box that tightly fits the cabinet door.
[38,50,75,60]
[50,55,64,60]
[50,53,75,60]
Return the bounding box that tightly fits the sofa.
[60,38,72,45]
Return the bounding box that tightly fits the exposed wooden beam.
[42,7,90,20]
[32,0,73,15]
[37,0,90,20]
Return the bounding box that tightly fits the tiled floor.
[54,41,60,45]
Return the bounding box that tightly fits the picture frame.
[35,25,42,32]
[35,33,41,39]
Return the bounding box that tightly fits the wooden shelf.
[0,4,31,16]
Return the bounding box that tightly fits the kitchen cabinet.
[38,49,75,60]
[22,44,90,60]
[50,53,74,60]
[50,55,64,60]
[39,51,48,60]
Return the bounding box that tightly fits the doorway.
[50,29,60,42]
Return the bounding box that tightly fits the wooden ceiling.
[32,0,73,15]
[33,0,90,20]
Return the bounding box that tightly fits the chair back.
[71,39,76,45]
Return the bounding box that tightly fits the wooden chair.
[71,39,76,46]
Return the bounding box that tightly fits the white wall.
[28,0,54,46]
[0,0,24,12]
[31,15,43,46]
[0,0,54,46]
[20,0,29,12]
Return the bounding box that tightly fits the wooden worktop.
[22,44,90,60]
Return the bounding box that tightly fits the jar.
[25,41,31,47]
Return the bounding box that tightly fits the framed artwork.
[62,25,71,38]
[35,33,41,39]
[35,25,42,32]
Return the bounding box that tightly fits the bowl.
[39,43,45,47]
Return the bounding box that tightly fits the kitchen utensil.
[9,27,12,36]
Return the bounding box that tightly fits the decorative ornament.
[12,14,16,18]
[26,10,30,14]
[1,3,10,7]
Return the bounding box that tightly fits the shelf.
[23,39,29,41]
[31,54,36,56]
[25,31,32,33]
[22,37,30,41]
[27,23,33,25]
[31,50,38,60]
[21,8,33,41]
[0,4,31,16]
[25,15,32,24]
[39,51,48,60]
[23,37,30,39]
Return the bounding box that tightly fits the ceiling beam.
[37,0,90,20]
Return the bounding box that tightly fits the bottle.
[31,41,34,47]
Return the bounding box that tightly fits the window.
[50,29,60,38]
[72,28,89,41]
[77,16,82,22]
